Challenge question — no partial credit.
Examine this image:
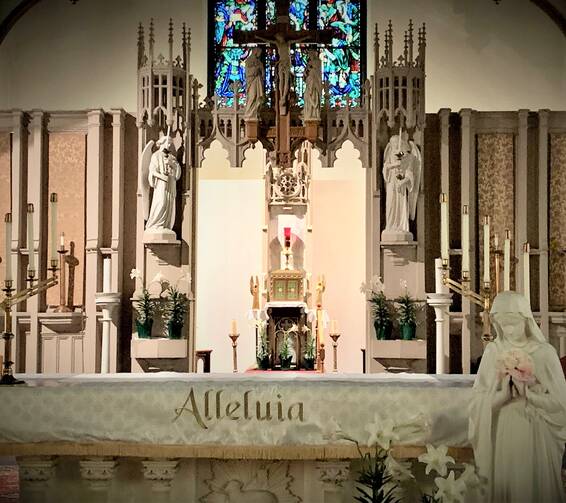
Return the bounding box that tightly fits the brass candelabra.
[1,263,58,385]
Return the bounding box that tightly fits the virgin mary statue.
[469,291,566,503]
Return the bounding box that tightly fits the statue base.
[143,228,178,244]
[245,119,259,142]
[304,120,320,143]
[380,229,414,242]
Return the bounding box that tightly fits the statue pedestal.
[369,339,427,373]
[380,241,423,299]
[143,228,179,244]
[304,120,320,143]
[245,119,259,142]
[131,338,189,373]
[381,229,414,242]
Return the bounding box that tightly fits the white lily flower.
[459,463,482,490]
[150,272,168,285]
[290,324,298,333]
[365,414,400,450]
[321,417,344,442]
[434,470,466,503]
[385,454,414,482]
[130,268,142,280]
[418,444,455,477]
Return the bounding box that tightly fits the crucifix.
[234,0,333,168]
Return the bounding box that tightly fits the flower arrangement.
[131,269,155,338]
[395,280,420,340]
[255,320,270,370]
[496,349,536,393]
[163,286,188,339]
[304,327,316,370]
[362,276,392,340]
[278,323,298,370]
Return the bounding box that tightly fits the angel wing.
[408,141,422,220]
[139,140,154,221]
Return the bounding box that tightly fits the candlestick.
[317,342,325,373]
[103,257,111,293]
[317,308,324,345]
[440,193,449,262]
[55,246,71,313]
[503,229,511,291]
[49,193,58,264]
[4,213,11,282]
[26,203,35,276]
[523,242,530,302]
[461,205,469,275]
[483,216,490,284]
[229,333,240,373]
[330,333,341,373]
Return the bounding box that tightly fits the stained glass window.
[210,0,364,107]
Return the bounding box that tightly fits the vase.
[280,356,293,370]
[374,320,391,340]
[256,355,270,370]
[400,323,416,340]
[303,357,315,370]
[168,320,183,339]
[136,319,153,339]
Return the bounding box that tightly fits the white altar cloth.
[0,373,475,458]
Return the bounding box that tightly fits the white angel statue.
[381,128,421,241]
[139,129,182,241]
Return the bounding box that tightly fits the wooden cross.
[234,0,333,167]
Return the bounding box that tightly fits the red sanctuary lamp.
[284,227,291,248]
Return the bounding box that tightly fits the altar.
[0,373,474,502]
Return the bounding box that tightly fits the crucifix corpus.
[234,0,333,167]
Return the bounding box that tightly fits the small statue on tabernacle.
[250,276,260,310]
[304,49,322,121]
[244,48,264,120]
[315,275,326,308]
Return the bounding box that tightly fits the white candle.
[523,242,530,302]
[503,229,511,291]
[27,203,35,274]
[4,213,12,282]
[231,319,237,335]
[440,193,449,263]
[317,309,324,345]
[330,319,338,334]
[103,257,111,293]
[461,205,469,274]
[397,125,402,151]
[435,258,444,293]
[483,216,490,284]
[49,193,58,263]
[60,232,65,250]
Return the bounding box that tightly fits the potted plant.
[163,286,188,339]
[133,288,154,339]
[256,321,270,370]
[395,290,418,340]
[303,330,316,370]
[363,277,392,340]
[279,333,293,370]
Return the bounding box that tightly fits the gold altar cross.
[234,0,333,167]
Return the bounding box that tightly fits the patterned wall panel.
[549,134,566,310]
[477,134,515,295]
[0,134,10,286]
[47,134,86,307]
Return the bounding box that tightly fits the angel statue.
[139,128,182,241]
[315,275,326,308]
[250,275,260,310]
[381,127,421,241]
[244,48,264,120]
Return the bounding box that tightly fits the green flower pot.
[303,357,315,370]
[168,320,184,339]
[400,323,416,340]
[374,320,391,340]
[136,319,153,339]
[256,355,270,370]
[280,356,293,370]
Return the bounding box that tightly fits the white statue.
[244,48,264,120]
[304,49,322,121]
[469,291,566,503]
[139,130,182,241]
[381,128,421,241]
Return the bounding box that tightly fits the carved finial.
[418,23,426,68]
[374,23,380,69]
[137,22,145,69]
[149,18,155,61]
[403,30,409,64]
[168,18,174,65]
[408,19,414,64]
[386,20,393,65]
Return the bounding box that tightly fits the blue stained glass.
[322,47,361,106]
[318,0,360,47]
[290,0,309,30]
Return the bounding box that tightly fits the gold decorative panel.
[47,133,86,307]
[549,134,566,310]
[0,134,10,286]
[477,134,515,294]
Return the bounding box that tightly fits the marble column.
[141,458,179,502]
[315,461,351,503]
[538,110,550,337]
[427,292,452,374]
[18,456,56,503]
[516,110,529,295]
[85,110,105,373]
[79,457,117,502]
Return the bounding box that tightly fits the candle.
[49,193,58,263]
[461,205,469,274]
[330,319,338,334]
[103,257,111,293]
[4,213,12,282]
[27,203,35,274]
[483,216,490,284]
[494,233,499,251]
[503,229,511,291]
[440,193,449,263]
[397,124,402,151]
[60,232,65,251]
[523,242,530,302]
[231,319,237,335]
